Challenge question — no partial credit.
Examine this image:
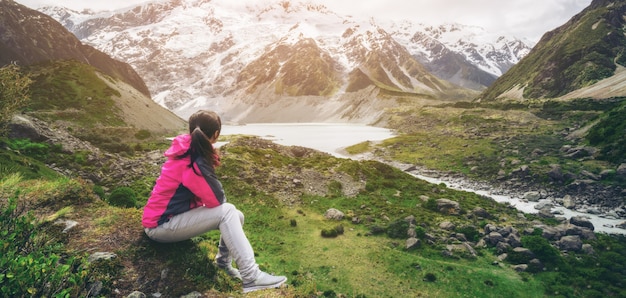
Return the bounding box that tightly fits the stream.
[220,123,626,235]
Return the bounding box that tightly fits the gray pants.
[144,203,260,282]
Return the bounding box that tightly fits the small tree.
[0,64,32,136]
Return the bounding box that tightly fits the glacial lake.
[219,123,625,235]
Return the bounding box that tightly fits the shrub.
[321,225,344,238]
[387,219,411,239]
[423,198,438,211]
[0,195,89,297]
[457,225,480,242]
[423,272,437,282]
[5,139,50,159]
[107,187,137,208]
[93,185,105,199]
[520,235,560,265]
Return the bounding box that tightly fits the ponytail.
[190,126,219,167]
[178,110,222,169]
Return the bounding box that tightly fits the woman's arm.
[182,158,225,207]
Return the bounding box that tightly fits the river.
[220,123,626,235]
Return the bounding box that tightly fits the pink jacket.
[142,134,224,228]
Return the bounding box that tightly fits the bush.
[520,235,560,266]
[387,219,410,239]
[423,198,438,211]
[0,195,89,297]
[107,187,137,208]
[321,225,344,238]
[457,225,480,242]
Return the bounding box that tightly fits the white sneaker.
[242,272,287,293]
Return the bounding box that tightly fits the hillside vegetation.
[2,133,626,297]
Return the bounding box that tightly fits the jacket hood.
[164,134,191,158]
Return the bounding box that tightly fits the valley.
[1,0,626,297]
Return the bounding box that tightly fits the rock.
[472,207,491,219]
[557,235,583,251]
[523,191,541,202]
[617,221,626,229]
[548,164,563,181]
[54,219,79,233]
[617,163,626,177]
[405,215,416,225]
[506,234,522,248]
[528,258,544,272]
[406,238,421,250]
[324,208,344,220]
[8,115,48,142]
[570,216,595,231]
[486,232,504,246]
[562,195,576,209]
[562,146,597,159]
[534,199,553,211]
[512,247,535,260]
[496,242,511,254]
[580,170,600,181]
[126,291,146,298]
[484,224,498,234]
[513,264,528,272]
[582,244,595,255]
[180,291,203,298]
[439,221,456,230]
[88,252,117,263]
[435,199,461,215]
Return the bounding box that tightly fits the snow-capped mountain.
[39,0,532,121]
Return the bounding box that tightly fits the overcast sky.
[15,0,592,42]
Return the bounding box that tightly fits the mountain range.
[37,0,532,121]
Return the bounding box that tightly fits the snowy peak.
[37,0,532,117]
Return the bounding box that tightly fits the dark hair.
[179,110,221,167]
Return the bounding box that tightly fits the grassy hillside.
[374,97,626,191]
[27,60,125,127]
[2,135,626,297]
[479,1,626,101]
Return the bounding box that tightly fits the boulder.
[439,221,456,230]
[406,237,421,250]
[486,232,504,246]
[472,207,491,219]
[523,191,542,202]
[569,216,594,231]
[562,195,576,209]
[435,199,461,215]
[324,208,344,220]
[557,235,583,251]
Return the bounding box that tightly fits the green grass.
[27,60,123,127]
[380,133,497,175]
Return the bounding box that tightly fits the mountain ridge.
[0,0,185,134]
[478,0,626,101]
[37,0,531,122]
